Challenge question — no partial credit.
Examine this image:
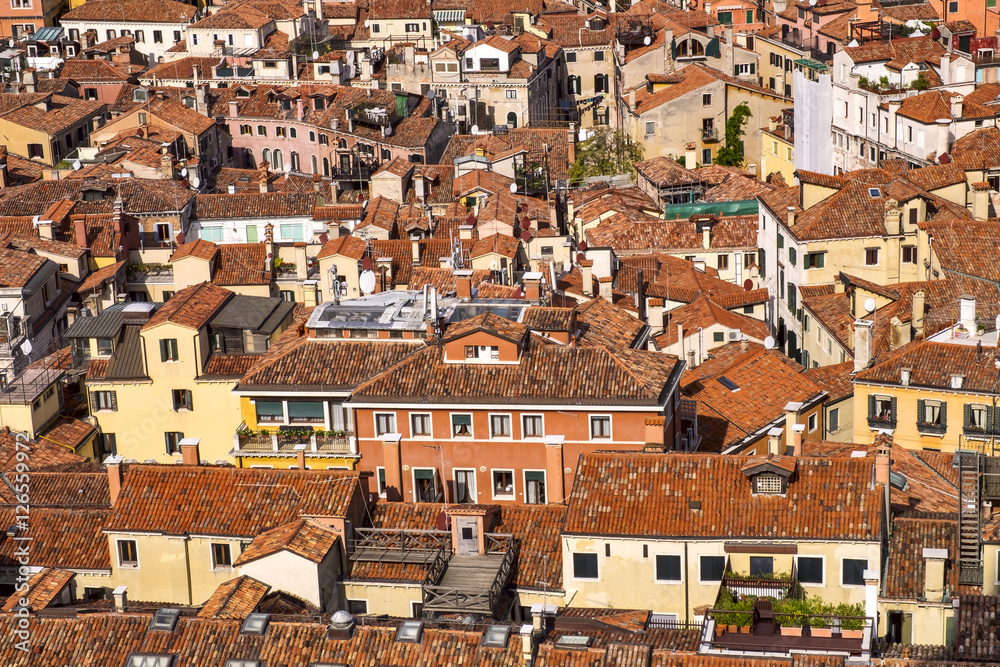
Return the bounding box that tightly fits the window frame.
[521,413,544,438]
[796,555,825,586]
[489,412,512,439]
[523,469,546,505]
[453,468,477,503]
[589,414,612,440]
[450,412,473,438]
[654,553,682,583]
[572,552,599,580]
[375,466,386,498]
[211,542,233,570]
[841,557,868,587]
[491,468,515,500]
[374,412,396,436]
[159,338,179,362]
[412,467,439,503]
[117,539,139,568]
[410,412,432,438]
[699,555,726,583]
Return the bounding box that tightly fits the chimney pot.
[105,454,124,505]
[853,320,874,373]
[455,269,473,299]
[179,439,200,466]
[294,442,307,470]
[113,586,128,613]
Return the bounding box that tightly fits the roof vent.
[689,500,702,510]
[149,608,181,632]
[482,625,512,648]
[5,524,18,537]
[395,620,424,643]
[556,635,592,649]
[240,613,270,636]
[327,610,356,640]
[223,660,260,667]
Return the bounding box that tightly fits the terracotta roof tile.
[235,519,339,566]
[886,514,976,599]
[0,432,89,471]
[565,452,883,540]
[197,575,271,618]
[171,238,218,261]
[62,0,195,22]
[214,243,272,286]
[201,354,260,378]
[652,295,769,347]
[143,281,232,331]
[443,311,529,344]
[0,472,109,507]
[0,568,74,612]
[107,466,360,537]
[38,417,97,453]
[802,361,854,403]
[195,192,318,220]
[0,507,111,569]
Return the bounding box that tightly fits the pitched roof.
[855,339,1000,393]
[0,568,74,612]
[214,243,272,286]
[142,281,232,331]
[235,518,339,566]
[565,452,883,540]
[61,0,195,22]
[801,360,854,403]
[573,297,647,348]
[197,575,271,618]
[885,513,976,600]
[442,311,529,344]
[106,466,360,537]
[653,295,769,347]
[194,192,318,220]
[0,508,111,569]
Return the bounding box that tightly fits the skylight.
[223,660,259,667]
[483,625,512,648]
[889,471,908,491]
[125,655,176,667]
[149,609,181,632]
[395,620,424,643]
[556,635,592,648]
[718,376,740,392]
[867,187,882,198]
[240,613,270,636]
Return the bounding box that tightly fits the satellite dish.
[364,19,370,27]
[521,230,532,242]
[577,252,586,262]
[180,167,188,177]
[579,241,588,251]
[763,336,775,350]
[359,270,377,293]
[362,256,372,271]
[643,36,651,46]
[284,162,292,172]
[20,339,32,355]
[521,218,531,230]
[319,232,328,244]
[509,182,518,193]
[426,89,436,100]
[809,0,817,5]
[471,124,479,134]
[190,175,200,189]
[72,160,81,171]
[176,232,186,245]
[743,279,753,291]
[383,125,392,137]
[864,298,877,313]
[312,50,319,59]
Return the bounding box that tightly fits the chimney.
[524,273,543,301]
[411,236,421,266]
[644,416,665,451]
[228,183,236,194]
[296,98,305,121]
[922,548,947,601]
[912,290,926,338]
[767,427,783,455]
[179,438,200,465]
[973,184,990,220]
[685,142,696,168]
[940,53,951,86]
[791,423,805,456]
[875,440,891,485]
[294,442,307,470]
[458,224,473,240]
[160,152,173,180]
[936,118,951,162]
[195,84,207,117]
[648,298,664,334]
[74,217,87,248]
[783,402,802,455]
[701,226,710,250]
[113,586,128,613]
[961,294,976,332]
[686,347,696,370]
[455,269,473,299]
[598,276,613,302]
[414,175,426,203]
[769,116,779,132]
[567,122,576,162]
[22,69,35,94]
[580,260,594,297]
[105,454,124,505]
[628,88,635,110]
[786,205,796,227]
[853,319,874,373]
[520,624,534,664]
[228,100,239,118]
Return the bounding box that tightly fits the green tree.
[568,127,644,182]
[715,102,752,167]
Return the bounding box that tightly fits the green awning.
[434,9,465,22]
[662,199,759,218]
[793,58,829,72]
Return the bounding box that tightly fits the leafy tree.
[715,102,752,167]
[911,73,930,91]
[568,127,644,182]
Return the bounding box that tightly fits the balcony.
[233,426,354,455]
[349,527,452,564]
[702,127,719,143]
[867,414,895,430]
[916,420,947,436]
[126,263,174,284]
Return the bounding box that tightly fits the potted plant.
[838,604,866,638]
[810,616,833,638]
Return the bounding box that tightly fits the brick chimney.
[767,427,783,455]
[455,269,473,299]
[294,442,307,470]
[853,319,874,373]
[783,402,802,455]
[579,260,593,297]
[523,272,543,301]
[74,216,88,248]
[106,454,124,505]
[875,440,891,485]
[643,416,665,451]
[179,438,200,465]
[922,548,947,601]
[567,122,576,163]
[912,290,926,338]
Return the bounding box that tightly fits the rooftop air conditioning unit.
[727,329,742,342]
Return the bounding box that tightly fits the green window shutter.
[110,391,118,412]
[89,391,97,413]
[964,403,972,428]
[789,248,796,266]
[160,339,168,362]
[916,400,925,424]
[940,402,947,427]
[989,406,995,432]
[817,253,825,268]
[183,390,193,411]
[890,397,897,422]
[778,234,784,249]
[868,394,876,417]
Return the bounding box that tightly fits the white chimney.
[113,586,128,612]
[961,295,976,332]
[854,319,874,373]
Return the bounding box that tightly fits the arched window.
[506,112,517,128]
[289,127,297,139]
[291,152,300,172]
[244,148,254,168]
[275,126,286,138]
[319,134,329,146]
[262,148,271,165]
[338,138,347,149]
[257,125,267,136]
[309,131,316,142]
[323,157,330,176]
[311,155,318,174]
[240,124,252,135]
[272,149,283,171]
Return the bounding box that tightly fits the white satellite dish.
[471,124,479,134]
[426,89,436,100]
[383,125,392,137]
[864,297,877,313]
[809,0,817,5]
[359,270,377,293]
[364,19,370,27]
[312,50,319,59]
[72,160,81,171]
[190,175,201,189]
[763,336,775,350]
[509,182,517,193]
[643,35,651,46]
[180,167,188,177]
[7,39,13,48]
[19,339,31,355]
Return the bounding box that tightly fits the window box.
[917,422,947,435]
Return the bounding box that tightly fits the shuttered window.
[159,339,179,362]
[92,390,117,412]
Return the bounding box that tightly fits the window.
[919,399,944,429]
[865,247,879,266]
[256,125,267,136]
[700,555,725,582]
[755,473,783,494]
[702,94,712,106]
[808,413,818,432]
[481,57,500,71]
[376,467,386,496]
[948,0,958,11]
[843,558,867,586]
[829,407,840,432]
[717,254,729,270]
[566,51,577,62]
[10,0,31,7]
[902,246,917,264]
[164,432,184,454]
[288,401,324,423]
[492,470,514,498]
[27,143,43,158]
[735,63,754,75]
[522,414,543,437]
[872,394,894,423]
[255,400,283,423]
[153,30,163,43]
[159,339,179,362]
[505,89,517,99]
[713,331,725,343]
[107,30,116,40]
[788,247,796,266]
[590,415,611,439]
[275,126,286,138]
[411,413,431,437]
[174,30,181,42]
[750,556,773,576]
[968,404,991,431]
[702,149,712,165]
[718,10,733,23]
[93,390,117,412]
[171,389,193,411]
[212,543,232,569]
[593,50,605,61]
[804,252,825,269]
[455,469,476,503]
[84,87,98,101]
[375,412,396,435]
[594,73,608,93]
[655,554,681,582]
[125,655,175,667]
[97,338,114,356]
[490,414,511,438]
[347,599,368,614]
[413,469,438,502]
[573,552,599,579]
[118,539,138,567]
[525,471,546,504]
[405,22,420,32]
[451,413,473,437]
[797,556,824,584]
[135,30,144,43]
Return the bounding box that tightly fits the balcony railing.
[233,427,354,455]
[702,127,719,142]
[867,414,895,429]
[916,421,947,435]
[349,528,451,564]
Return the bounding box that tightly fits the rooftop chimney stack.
[598,276,613,302]
[113,586,128,613]
[294,443,307,470]
[973,184,991,220]
[853,319,874,373]
[786,205,796,227]
[580,260,594,297]
[179,438,201,466]
[455,269,473,299]
[960,294,976,332]
[912,289,926,338]
[875,440,891,485]
[105,455,124,505]
[922,548,947,601]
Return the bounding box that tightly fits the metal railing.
[350,528,451,562]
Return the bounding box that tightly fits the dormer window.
[951,374,964,389]
[754,473,783,494]
[465,344,499,361]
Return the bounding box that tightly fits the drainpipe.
[684,542,690,625]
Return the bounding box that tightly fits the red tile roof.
[61,0,195,22]
[197,575,271,618]
[653,295,769,347]
[143,281,232,331]
[0,568,74,612]
[885,513,976,600]
[565,452,883,540]
[234,519,339,566]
